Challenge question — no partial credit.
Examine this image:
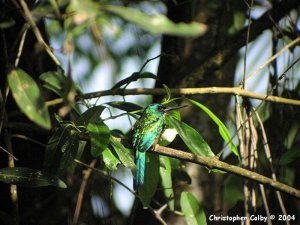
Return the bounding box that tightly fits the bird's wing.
[133,116,164,152]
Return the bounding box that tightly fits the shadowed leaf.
[0,167,66,188]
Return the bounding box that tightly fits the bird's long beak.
[164,104,190,112]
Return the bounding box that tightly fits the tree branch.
[46,87,300,106]
[5,121,300,199]
[152,145,300,200]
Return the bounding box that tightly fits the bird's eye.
[158,105,166,112]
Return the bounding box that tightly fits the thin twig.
[0,146,18,160]
[14,24,28,67]
[254,110,290,225]
[4,131,19,225]
[15,0,60,65]
[245,36,300,83]
[74,159,136,196]
[72,159,97,225]
[11,134,46,147]
[259,184,272,225]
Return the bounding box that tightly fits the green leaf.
[106,101,143,112]
[105,6,206,37]
[0,17,15,29]
[166,116,214,157]
[180,192,207,225]
[102,148,120,170]
[188,99,239,158]
[75,105,105,126]
[162,84,172,102]
[57,133,80,175]
[44,124,73,174]
[40,69,82,101]
[39,70,67,96]
[0,167,66,188]
[110,137,134,168]
[8,69,51,129]
[223,175,244,209]
[87,122,110,157]
[279,148,300,165]
[111,72,157,90]
[139,154,160,208]
[159,156,174,210]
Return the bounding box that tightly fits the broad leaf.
[166,116,214,157]
[105,6,206,37]
[279,148,300,165]
[180,192,207,225]
[57,133,80,175]
[111,72,157,90]
[188,99,239,158]
[44,124,83,176]
[0,167,66,188]
[0,17,15,28]
[39,70,67,96]
[139,154,160,208]
[44,124,73,174]
[102,148,120,170]
[8,69,51,129]
[87,122,110,157]
[110,137,134,168]
[159,156,174,210]
[106,101,142,112]
[75,105,105,126]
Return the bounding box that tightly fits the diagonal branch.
[152,145,300,199]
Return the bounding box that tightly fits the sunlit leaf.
[39,70,67,96]
[180,192,207,225]
[0,167,66,188]
[188,99,239,158]
[8,69,51,129]
[110,137,134,168]
[159,156,174,210]
[162,84,171,102]
[139,154,160,208]
[104,6,206,37]
[102,148,120,170]
[87,122,110,157]
[166,116,214,157]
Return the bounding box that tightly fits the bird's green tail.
[134,151,146,189]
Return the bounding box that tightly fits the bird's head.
[145,103,188,115]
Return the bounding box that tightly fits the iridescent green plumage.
[132,104,166,189]
[132,103,188,189]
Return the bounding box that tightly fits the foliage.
[1,0,300,224]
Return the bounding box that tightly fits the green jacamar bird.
[132,103,187,189]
